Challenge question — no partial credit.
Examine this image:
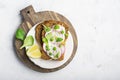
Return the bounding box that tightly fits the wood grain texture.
[14,5,78,72]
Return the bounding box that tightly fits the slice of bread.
[35,20,69,61]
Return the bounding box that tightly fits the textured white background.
[0,0,120,80]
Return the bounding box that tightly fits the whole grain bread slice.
[35,20,69,61]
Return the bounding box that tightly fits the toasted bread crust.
[35,20,69,61]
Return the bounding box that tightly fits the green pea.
[49,52,52,56]
[53,47,56,51]
[50,37,54,41]
[61,30,64,34]
[55,52,60,58]
[56,37,63,42]
[54,24,60,29]
[46,45,50,51]
[42,37,48,44]
[65,33,68,37]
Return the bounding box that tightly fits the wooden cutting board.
[14,5,78,72]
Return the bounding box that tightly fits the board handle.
[20,5,39,26]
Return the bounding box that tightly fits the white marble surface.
[0,0,120,80]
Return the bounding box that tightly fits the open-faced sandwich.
[35,20,69,61]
